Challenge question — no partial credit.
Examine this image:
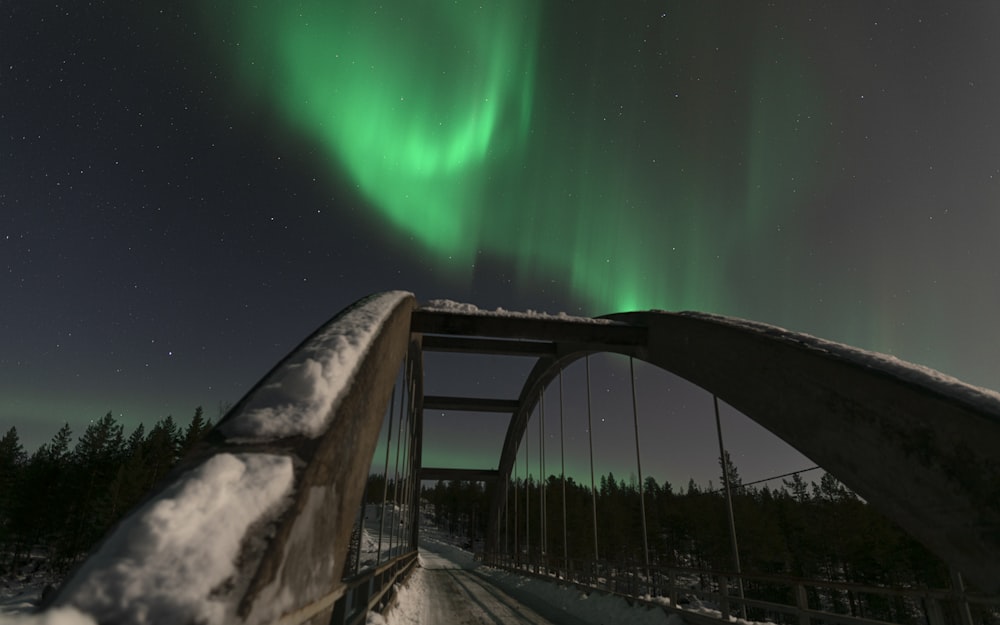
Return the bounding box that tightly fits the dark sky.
[4,2,999,488]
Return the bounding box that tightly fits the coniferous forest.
[0,409,212,577]
[416,468,950,589]
[412,462,996,623]
[1,413,991,624]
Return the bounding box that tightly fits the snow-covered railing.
[43,292,419,625]
[329,551,418,625]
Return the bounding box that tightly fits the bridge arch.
[485,309,1000,595]
[46,293,1000,624]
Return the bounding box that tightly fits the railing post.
[669,568,678,608]
[950,569,974,625]
[331,594,347,625]
[795,583,810,625]
[924,594,946,625]
[719,575,731,621]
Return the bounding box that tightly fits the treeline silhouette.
[0,413,970,623]
[417,459,960,622]
[0,408,212,573]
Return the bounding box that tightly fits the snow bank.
[683,311,1000,411]
[368,565,430,625]
[1,606,99,625]
[475,567,680,625]
[222,291,412,441]
[51,453,295,625]
[422,299,614,324]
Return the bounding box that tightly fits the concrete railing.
[46,292,418,625]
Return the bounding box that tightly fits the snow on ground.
[357,504,411,568]
[0,554,62,617]
[422,299,615,324]
[0,606,98,625]
[222,290,412,442]
[373,527,688,625]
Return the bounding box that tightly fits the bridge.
[43,292,1000,624]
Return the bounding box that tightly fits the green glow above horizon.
[219,2,538,267]
[204,2,826,317]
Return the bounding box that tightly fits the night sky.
[4,2,1000,488]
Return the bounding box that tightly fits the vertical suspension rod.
[504,466,509,559]
[525,409,531,563]
[513,442,519,564]
[390,356,411,554]
[586,355,599,562]
[392,361,414,546]
[715,395,747,619]
[375,382,398,566]
[630,358,651,594]
[539,393,546,561]
[559,370,568,572]
[400,359,417,552]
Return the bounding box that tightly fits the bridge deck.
[396,532,670,625]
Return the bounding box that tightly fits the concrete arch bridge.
[46,292,1000,624]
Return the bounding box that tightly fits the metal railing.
[329,551,419,625]
[485,553,1000,625]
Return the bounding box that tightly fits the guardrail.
[328,551,419,625]
[486,553,1000,625]
[44,293,419,625]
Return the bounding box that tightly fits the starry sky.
[3,2,999,488]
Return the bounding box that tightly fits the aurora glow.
[9,2,1000,480]
[213,2,539,269]
[205,2,824,315]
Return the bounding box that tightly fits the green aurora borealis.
[205,2,825,316]
[6,1,1000,486]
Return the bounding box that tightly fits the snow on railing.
[40,292,417,625]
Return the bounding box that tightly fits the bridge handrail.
[486,553,999,625]
[327,550,419,625]
[45,292,418,625]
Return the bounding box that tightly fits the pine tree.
[63,413,126,557]
[180,406,211,456]
[48,423,74,462]
[143,416,181,490]
[782,472,810,503]
[0,427,27,568]
[719,450,742,490]
[0,427,26,498]
[10,424,74,564]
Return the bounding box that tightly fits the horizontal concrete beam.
[423,395,519,413]
[420,468,499,482]
[420,334,556,357]
[411,309,646,348]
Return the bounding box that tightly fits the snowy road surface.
[417,551,560,625]
[380,535,583,625]
[376,530,678,625]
